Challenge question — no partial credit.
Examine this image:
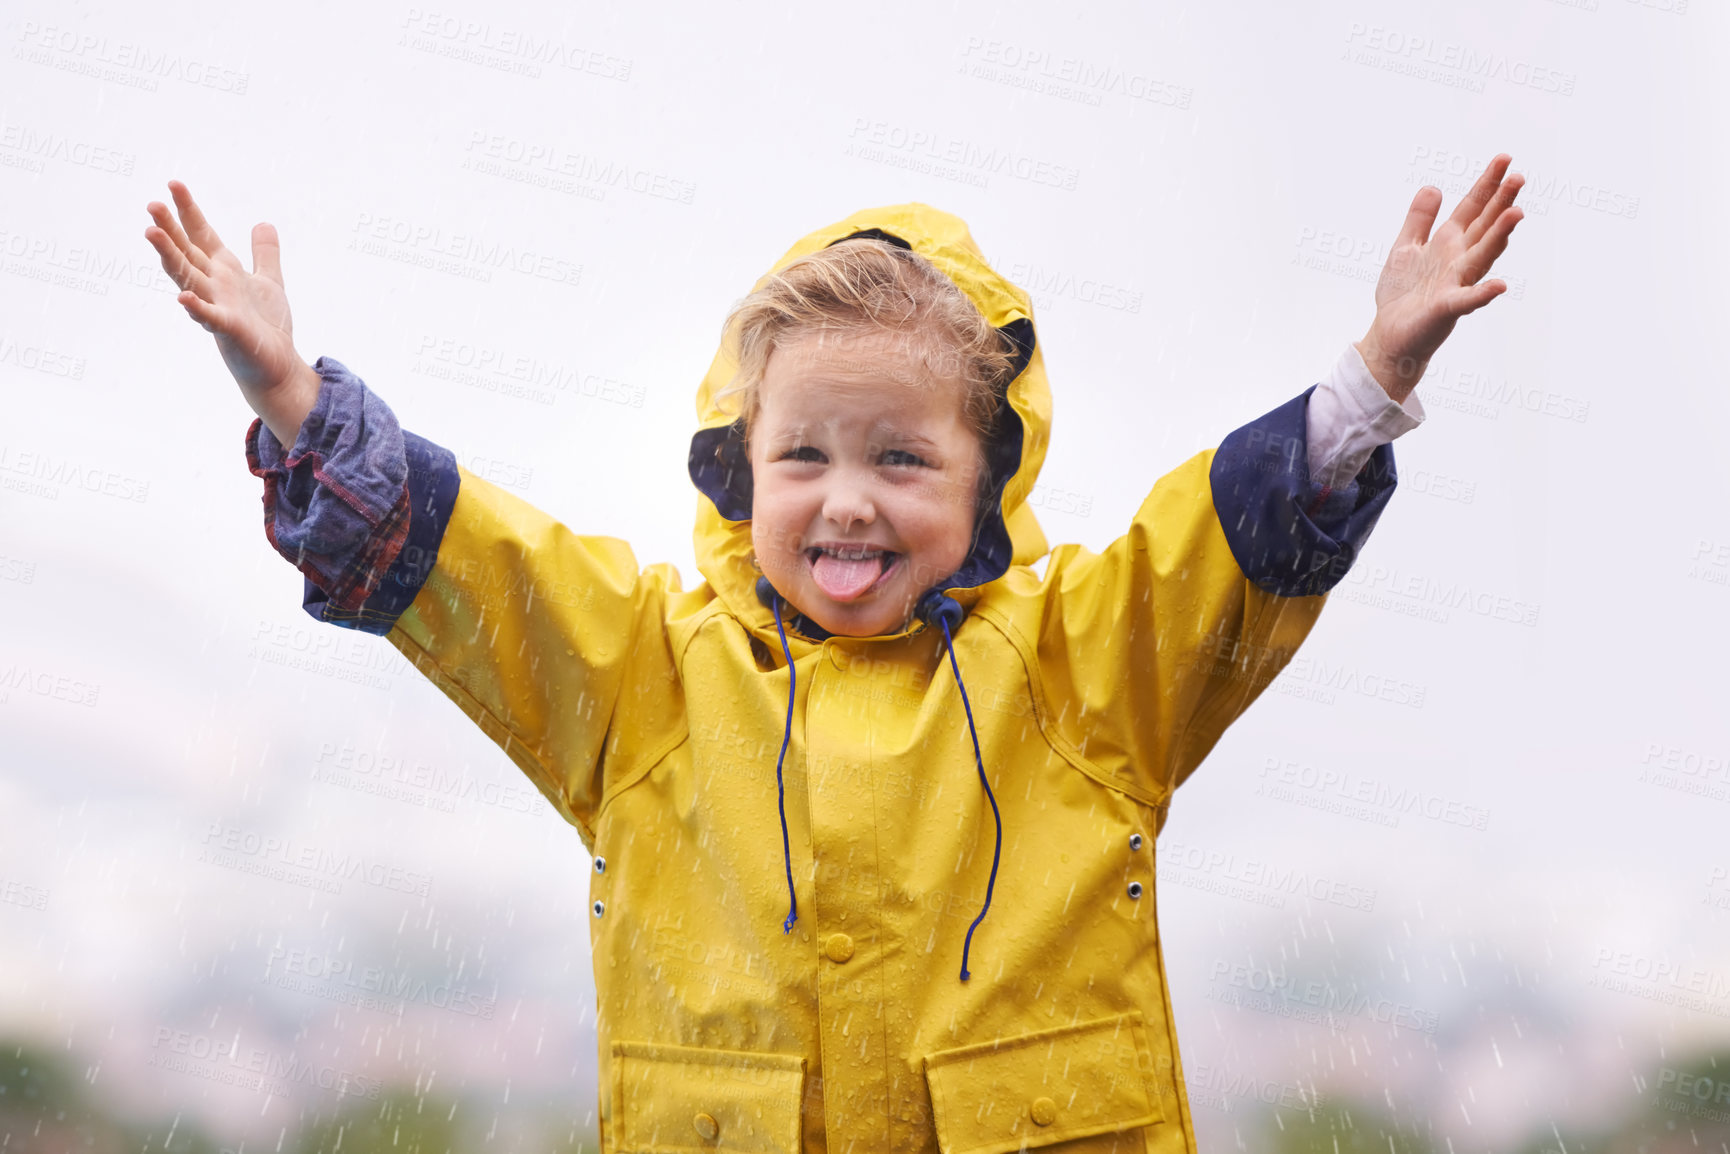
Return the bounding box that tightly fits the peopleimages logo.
[0,333,86,378]
[997,258,1143,315]
[0,876,49,911]
[956,38,1193,109]
[1342,22,1577,95]
[845,118,1082,191]
[1657,1067,1730,1106]
[199,822,432,897]
[1588,947,1730,1020]
[1408,146,1639,221]
[148,1028,382,1101]
[1652,1067,1730,1124]
[1207,961,1440,1034]
[1159,839,1379,912]
[412,334,646,408]
[461,131,695,204]
[266,946,497,1020]
[14,20,251,94]
[312,741,539,816]
[0,444,149,503]
[1185,1063,1325,1113]
[348,213,583,287]
[397,8,633,81]
[0,119,135,176]
[1258,757,1491,831]
[0,661,101,707]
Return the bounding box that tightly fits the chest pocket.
[610,1041,806,1153]
[922,1013,1163,1154]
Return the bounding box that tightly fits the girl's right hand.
[144,180,320,447]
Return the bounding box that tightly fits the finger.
[251,222,283,286]
[1464,173,1524,249]
[1395,185,1444,248]
[1446,279,1506,318]
[178,289,233,335]
[168,179,228,258]
[1462,207,1524,283]
[144,225,215,297]
[1446,153,1513,234]
[146,199,193,252]
[146,200,210,275]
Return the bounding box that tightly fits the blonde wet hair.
[716,238,1015,446]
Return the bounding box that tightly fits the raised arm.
[145,184,687,848]
[242,356,686,849]
[1022,382,1392,822]
[1021,153,1525,816]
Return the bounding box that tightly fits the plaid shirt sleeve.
[244,356,416,618]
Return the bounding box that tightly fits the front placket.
[803,640,891,1152]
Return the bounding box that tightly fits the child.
[145,162,1523,1153]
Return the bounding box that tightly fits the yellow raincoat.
[365,205,1398,1153]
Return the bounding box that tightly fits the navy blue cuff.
[1208,384,1398,597]
[304,429,461,634]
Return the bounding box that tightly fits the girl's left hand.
[1356,153,1525,403]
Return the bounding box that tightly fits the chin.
[791,581,917,639]
[803,600,904,639]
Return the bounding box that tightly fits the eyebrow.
[880,428,941,452]
[761,423,943,453]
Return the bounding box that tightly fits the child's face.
[748,330,984,638]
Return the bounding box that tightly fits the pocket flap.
[923,1013,1162,1154]
[611,1041,805,1154]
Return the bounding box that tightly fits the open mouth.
[805,544,901,602]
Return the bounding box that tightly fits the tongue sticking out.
[811,553,885,601]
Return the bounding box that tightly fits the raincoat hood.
[686,204,1052,639]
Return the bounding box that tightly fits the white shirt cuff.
[1306,342,1426,493]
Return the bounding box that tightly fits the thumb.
[1448,279,1506,318]
[251,222,283,285]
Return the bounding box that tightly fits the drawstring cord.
[770,591,799,934]
[759,582,999,979]
[939,613,1001,982]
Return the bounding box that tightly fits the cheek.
[749,481,807,560]
[889,486,976,566]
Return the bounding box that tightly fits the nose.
[820,469,876,532]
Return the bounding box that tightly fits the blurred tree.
[0,1040,223,1153]
[1511,1050,1730,1154]
[290,1086,469,1154]
[1255,1098,1437,1153]
[1250,1051,1730,1154]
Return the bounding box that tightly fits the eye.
[777,446,825,463]
[880,449,931,467]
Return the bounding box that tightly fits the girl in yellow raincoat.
[146,160,1524,1153]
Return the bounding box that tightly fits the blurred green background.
[6,1037,1727,1153]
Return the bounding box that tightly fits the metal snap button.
[592,900,605,917]
[823,932,855,963]
[1031,1096,1057,1126]
[1127,881,1144,899]
[594,856,606,874]
[692,1112,719,1141]
[1129,833,1144,851]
